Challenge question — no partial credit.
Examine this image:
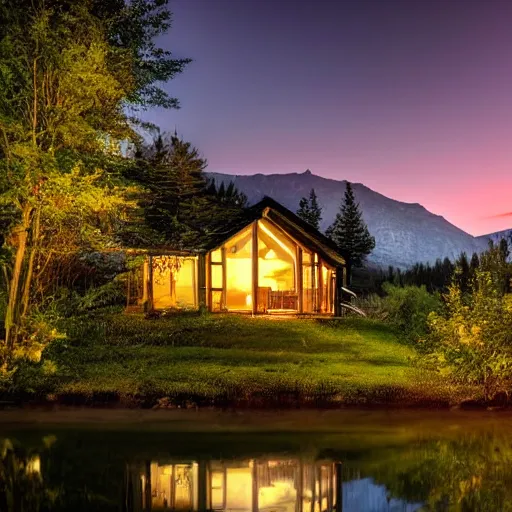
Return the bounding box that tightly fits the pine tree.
[132,134,209,246]
[326,182,375,281]
[469,252,480,282]
[296,188,322,230]
[454,252,471,294]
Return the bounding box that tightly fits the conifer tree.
[469,252,480,281]
[454,252,471,294]
[326,182,375,282]
[132,134,209,246]
[296,188,322,230]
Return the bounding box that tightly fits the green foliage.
[296,188,322,230]
[425,262,512,400]
[0,0,189,379]
[128,135,247,247]
[326,182,375,269]
[380,283,442,347]
[480,238,511,295]
[454,252,470,294]
[206,180,247,208]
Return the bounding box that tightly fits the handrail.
[340,302,367,317]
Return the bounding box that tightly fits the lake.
[1,408,511,511]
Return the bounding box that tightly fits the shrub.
[425,269,512,400]
[353,294,387,320]
[380,283,442,346]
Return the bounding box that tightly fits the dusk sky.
[143,0,512,236]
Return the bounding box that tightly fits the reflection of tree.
[0,438,47,510]
[367,435,512,511]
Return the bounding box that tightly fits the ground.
[17,313,471,407]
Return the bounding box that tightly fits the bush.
[425,269,512,400]
[353,294,387,320]
[380,283,442,346]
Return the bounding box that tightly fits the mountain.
[477,228,512,246]
[206,170,488,268]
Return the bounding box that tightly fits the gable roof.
[204,196,346,267]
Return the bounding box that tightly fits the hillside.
[477,228,512,247]
[207,170,487,268]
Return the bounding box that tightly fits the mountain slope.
[477,228,512,246]
[207,170,487,268]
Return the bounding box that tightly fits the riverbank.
[11,313,477,408]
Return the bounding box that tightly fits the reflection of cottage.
[127,197,347,316]
[126,458,341,512]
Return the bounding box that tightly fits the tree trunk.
[21,206,41,318]
[4,204,33,350]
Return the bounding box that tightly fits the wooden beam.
[252,222,259,314]
[197,461,207,512]
[206,253,212,312]
[147,255,154,314]
[335,462,343,512]
[297,247,303,314]
[252,460,259,512]
[311,254,317,313]
[221,247,227,310]
[192,258,198,308]
[198,255,206,309]
[318,257,324,313]
[334,266,343,317]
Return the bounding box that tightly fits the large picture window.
[152,257,197,309]
[257,219,297,312]
[224,225,253,310]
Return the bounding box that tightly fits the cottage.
[126,197,347,316]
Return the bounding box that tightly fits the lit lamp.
[246,294,252,306]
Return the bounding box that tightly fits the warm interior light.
[246,294,252,306]
[26,456,41,474]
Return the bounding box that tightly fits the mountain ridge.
[206,170,490,268]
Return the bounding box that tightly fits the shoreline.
[1,406,512,433]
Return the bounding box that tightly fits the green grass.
[23,313,469,407]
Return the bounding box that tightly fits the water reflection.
[2,416,512,511]
[130,459,339,511]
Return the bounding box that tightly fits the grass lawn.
[22,313,469,407]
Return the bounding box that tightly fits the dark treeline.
[353,238,511,295]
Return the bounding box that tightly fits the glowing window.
[224,224,253,310]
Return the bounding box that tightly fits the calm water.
[1,409,512,511]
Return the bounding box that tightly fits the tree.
[326,182,375,283]
[0,0,189,366]
[469,252,480,281]
[454,252,471,294]
[296,188,322,230]
[205,179,248,226]
[131,134,208,245]
[130,136,247,248]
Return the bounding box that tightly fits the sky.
[142,0,512,236]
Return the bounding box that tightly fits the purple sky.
[142,0,512,236]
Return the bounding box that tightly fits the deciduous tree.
[0,0,189,365]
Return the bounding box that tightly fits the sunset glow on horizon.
[144,0,512,236]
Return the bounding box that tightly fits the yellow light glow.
[245,294,252,306]
[26,455,41,474]
[259,221,295,260]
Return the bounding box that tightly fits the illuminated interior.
[135,213,341,315]
[257,219,297,311]
[224,225,253,311]
[142,462,198,510]
[151,256,197,309]
[136,458,338,512]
